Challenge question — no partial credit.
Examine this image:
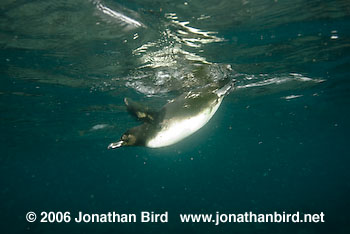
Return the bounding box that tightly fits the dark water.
[1,0,349,233]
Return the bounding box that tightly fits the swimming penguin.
[108,80,234,149]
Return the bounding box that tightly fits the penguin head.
[108,132,136,149]
[108,125,147,149]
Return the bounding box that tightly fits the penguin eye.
[122,134,128,141]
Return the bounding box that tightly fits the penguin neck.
[129,123,158,146]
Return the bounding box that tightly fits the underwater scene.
[0,0,349,233]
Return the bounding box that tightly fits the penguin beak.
[108,140,124,149]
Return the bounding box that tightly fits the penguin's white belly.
[146,98,222,148]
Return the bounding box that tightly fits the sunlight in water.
[165,13,225,47]
[94,0,144,30]
[133,12,224,69]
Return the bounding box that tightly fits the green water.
[1,0,349,233]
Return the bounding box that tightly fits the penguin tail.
[215,79,235,97]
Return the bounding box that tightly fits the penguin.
[108,79,234,149]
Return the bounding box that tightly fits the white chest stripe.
[147,99,222,148]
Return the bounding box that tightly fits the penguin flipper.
[124,98,157,122]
